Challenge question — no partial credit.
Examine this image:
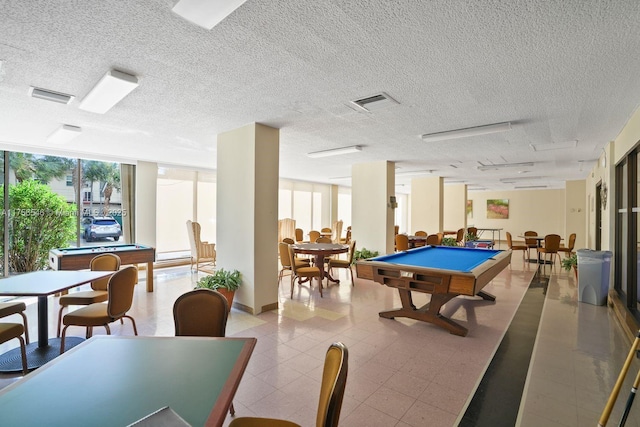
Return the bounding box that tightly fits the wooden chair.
[331,220,343,243]
[537,234,562,267]
[56,253,121,337]
[467,227,478,239]
[60,266,138,354]
[0,322,28,374]
[0,301,29,344]
[506,232,528,261]
[524,230,538,260]
[282,237,295,244]
[186,220,216,272]
[316,236,332,243]
[289,245,322,298]
[229,342,348,427]
[328,241,356,286]
[414,230,427,247]
[173,288,236,415]
[340,227,351,244]
[395,234,409,251]
[558,233,577,257]
[309,230,321,243]
[455,228,465,246]
[436,232,444,245]
[278,242,310,286]
[426,234,439,245]
[295,228,304,243]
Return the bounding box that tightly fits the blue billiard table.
[358,245,512,336]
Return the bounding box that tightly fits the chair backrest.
[173,288,229,337]
[414,230,427,236]
[282,237,295,244]
[316,237,332,243]
[321,227,332,233]
[506,231,514,248]
[344,227,351,244]
[544,234,562,252]
[394,225,399,235]
[288,245,303,275]
[567,233,576,250]
[467,227,478,238]
[456,228,464,243]
[90,253,121,291]
[186,220,204,257]
[295,228,304,243]
[107,266,138,319]
[309,230,321,242]
[316,342,349,427]
[436,232,444,244]
[426,234,439,245]
[332,220,343,243]
[395,234,409,251]
[524,230,538,246]
[279,242,293,269]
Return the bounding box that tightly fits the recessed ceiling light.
[47,124,82,143]
[172,0,249,30]
[79,70,139,114]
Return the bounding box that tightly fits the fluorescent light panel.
[395,170,435,177]
[421,122,512,142]
[307,145,362,158]
[530,140,577,152]
[172,0,248,30]
[477,162,534,171]
[79,70,139,114]
[47,124,81,144]
[29,87,74,104]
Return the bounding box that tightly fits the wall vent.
[29,86,75,104]
[350,92,398,112]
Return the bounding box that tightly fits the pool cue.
[618,365,640,426]
[599,330,640,427]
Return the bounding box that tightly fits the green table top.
[0,336,256,427]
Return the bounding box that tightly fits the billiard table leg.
[477,290,496,301]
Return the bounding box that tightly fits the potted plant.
[353,247,379,280]
[561,254,578,280]
[441,237,458,246]
[195,268,242,311]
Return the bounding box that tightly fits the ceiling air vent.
[29,86,75,104]
[350,92,398,112]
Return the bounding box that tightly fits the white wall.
[466,189,566,241]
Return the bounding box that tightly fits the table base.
[526,258,553,265]
[0,337,84,373]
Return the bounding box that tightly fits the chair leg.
[124,315,138,335]
[19,311,29,344]
[349,266,354,286]
[290,274,295,298]
[60,326,69,354]
[56,305,65,338]
[17,335,28,375]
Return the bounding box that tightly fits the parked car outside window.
[82,216,122,242]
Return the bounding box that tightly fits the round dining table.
[292,243,349,285]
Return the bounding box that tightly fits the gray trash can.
[577,249,612,306]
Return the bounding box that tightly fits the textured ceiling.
[1,0,640,192]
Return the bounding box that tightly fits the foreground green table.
[0,335,256,426]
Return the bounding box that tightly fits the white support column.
[135,161,157,248]
[444,184,467,231]
[352,161,395,255]
[411,176,443,234]
[217,123,279,314]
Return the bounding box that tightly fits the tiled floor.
[1,254,639,426]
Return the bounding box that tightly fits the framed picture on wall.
[487,199,509,219]
[466,200,473,219]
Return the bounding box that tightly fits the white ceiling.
[1,1,640,192]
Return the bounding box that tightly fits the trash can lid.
[577,249,613,259]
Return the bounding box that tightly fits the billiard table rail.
[361,249,512,336]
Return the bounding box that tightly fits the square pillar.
[352,161,395,255]
[217,123,279,314]
[411,176,443,234]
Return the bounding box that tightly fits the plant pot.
[216,288,235,312]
